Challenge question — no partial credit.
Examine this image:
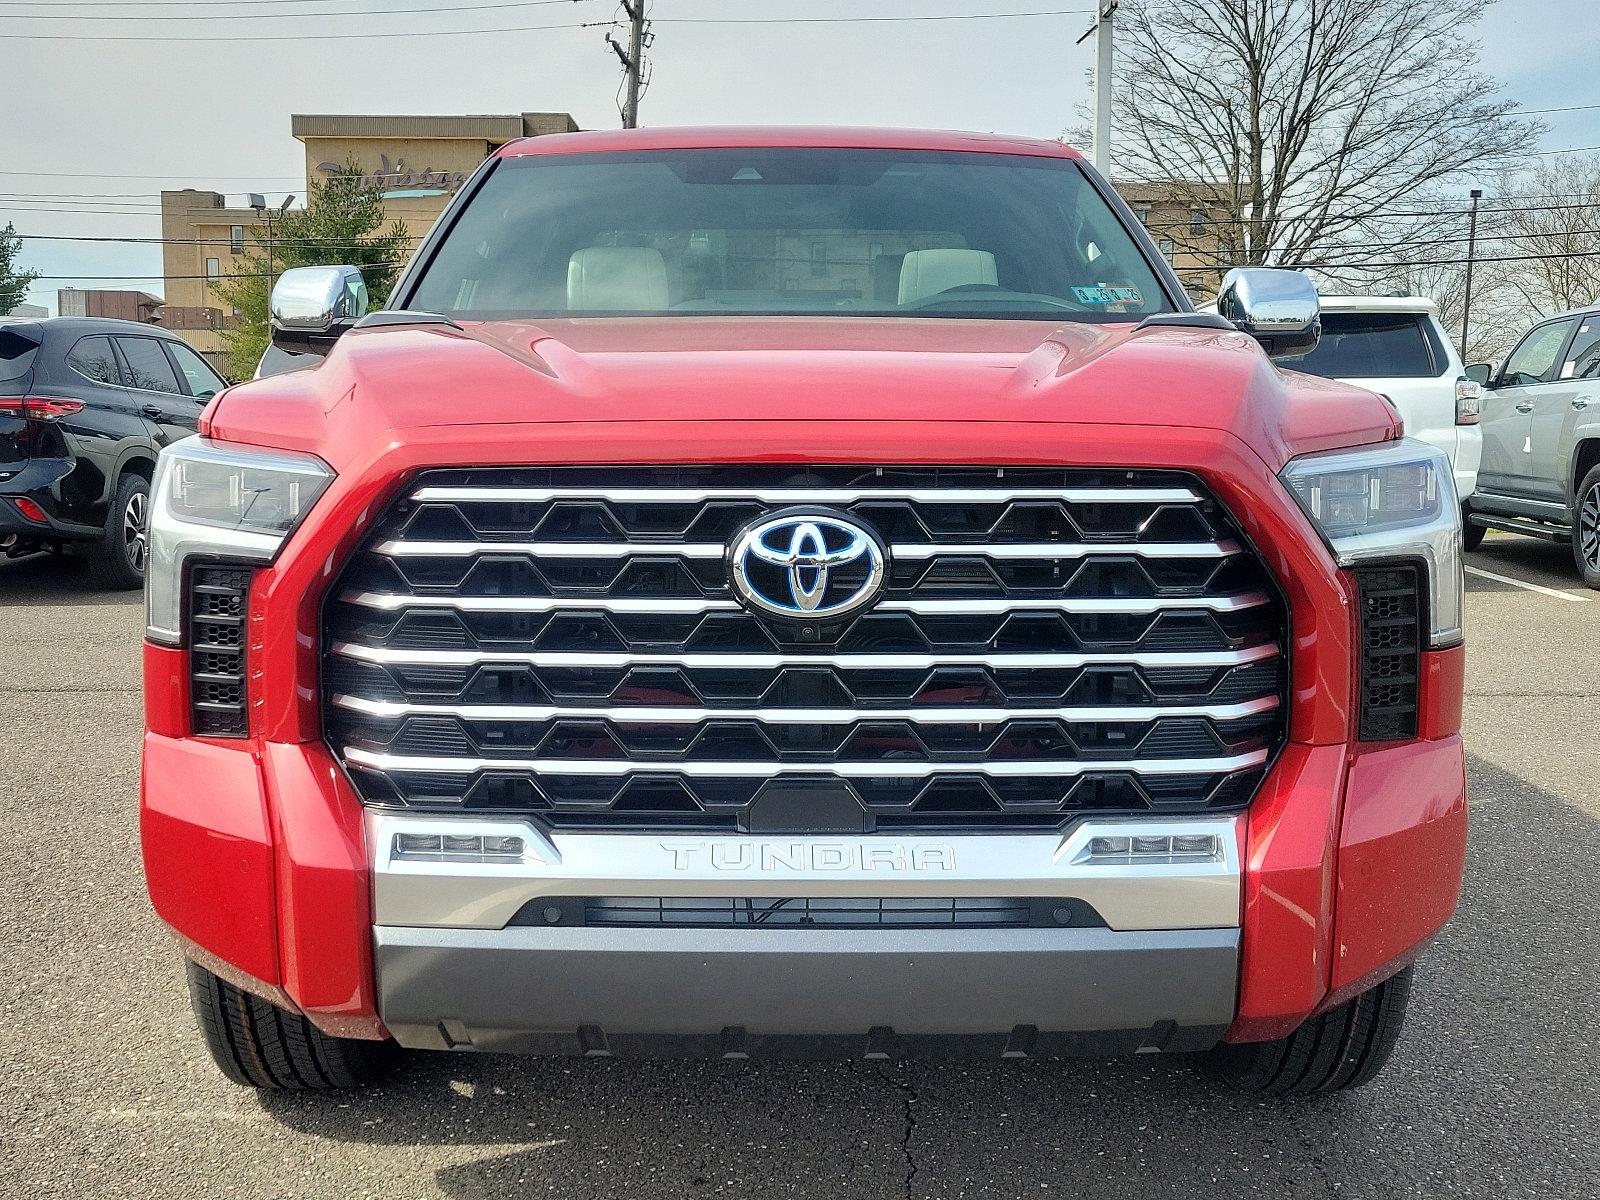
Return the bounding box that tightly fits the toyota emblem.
[729,510,888,620]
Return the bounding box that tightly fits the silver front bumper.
[368,812,1245,1056]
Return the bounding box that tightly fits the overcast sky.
[11,0,1600,311]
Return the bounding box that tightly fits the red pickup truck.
[139,127,1467,1095]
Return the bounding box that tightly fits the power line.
[0,191,174,200]
[1311,247,1600,270]
[1134,197,1600,234]
[34,265,405,281]
[0,0,524,6]
[0,170,302,181]
[15,231,426,247]
[4,0,597,19]
[0,14,605,38]
[655,7,1093,24]
[0,206,177,217]
[1515,102,1600,117]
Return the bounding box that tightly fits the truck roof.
[496,125,1084,161]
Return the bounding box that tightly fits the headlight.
[145,437,335,645]
[1281,437,1462,646]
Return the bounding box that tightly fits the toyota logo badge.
[729,510,888,620]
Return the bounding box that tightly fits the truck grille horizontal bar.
[331,693,1281,725]
[331,640,1279,671]
[373,539,1243,561]
[411,485,1206,505]
[343,745,1271,779]
[340,589,1274,616]
[323,465,1287,830]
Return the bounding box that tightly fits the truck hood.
[208,316,1399,473]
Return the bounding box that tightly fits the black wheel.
[1461,503,1487,551]
[1572,466,1600,589]
[83,473,149,590]
[1203,965,1414,1094]
[186,960,397,1090]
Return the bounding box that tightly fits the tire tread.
[1205,964,1415,1095]
[185,960,394,1091]
[83,473,147,591]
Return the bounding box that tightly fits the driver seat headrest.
[897,249,999,305]
[567,246,670,311]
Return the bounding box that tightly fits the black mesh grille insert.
[190,565,252,738]
[580,896,1034,928]
[322,466,1289,830]
[1355,565,1422,742]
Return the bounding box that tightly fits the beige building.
[160,112,579,364]
[1115,182,1236,302]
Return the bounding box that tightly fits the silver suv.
[1465,306,1600,587]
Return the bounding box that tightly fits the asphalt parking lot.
[2,533,1596,1200]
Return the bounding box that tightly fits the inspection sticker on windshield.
[1073,285,1144,306]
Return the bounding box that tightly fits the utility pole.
[1076,1,1117,176]
[607,0,648,129]
[1461,188,1483,360]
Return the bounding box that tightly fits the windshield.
[408,148,1173,321]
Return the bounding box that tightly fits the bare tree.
[1356,156,1600,359]
[1106,0,1538,275]
[1492,154,1600,316]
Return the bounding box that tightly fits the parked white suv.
[1289,296,1481,500]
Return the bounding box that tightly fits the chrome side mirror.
[269,265,369,356]
[1216,267,1321,359]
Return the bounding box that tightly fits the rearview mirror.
[1215,267,1321,359]
[1463,362,1493,386]
[269,265,369,357]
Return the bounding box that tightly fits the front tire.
[186,960,397,1090]
[1461,503,1487,551]
[1204,965,1414,1094]
[83,473,149,590]
[1571,466,1600,589]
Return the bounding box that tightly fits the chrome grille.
[323,466,1287,831]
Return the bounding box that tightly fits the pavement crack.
[874,1062,918,1199]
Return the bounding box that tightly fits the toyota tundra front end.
[139,128,1466,1095]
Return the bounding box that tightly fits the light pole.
[1461,188,1483,360]
[249,193,295,303]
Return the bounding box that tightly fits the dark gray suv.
[0,316,226,588]
[1465,306,1600,587]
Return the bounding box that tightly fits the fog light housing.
[393,832,526,862]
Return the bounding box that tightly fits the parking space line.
[1465,564,1594,603]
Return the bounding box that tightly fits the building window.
[1217,240,1234,264]
[1158,238,1176,264]
[810,242,827,278]
[1133,206,1151,226]
[206,258,221,279]
[230,225,245,253]
[1190,208,1207,234]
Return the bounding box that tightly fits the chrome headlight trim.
[144,436,335,646]
[1280,437,1463,647]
